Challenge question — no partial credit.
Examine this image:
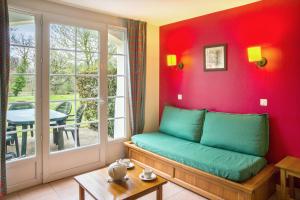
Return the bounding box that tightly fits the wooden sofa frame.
[124,141,276,200]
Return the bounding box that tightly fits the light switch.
[260,99,268,107]
[178,94,183,100]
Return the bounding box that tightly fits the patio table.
[7,109,67,156]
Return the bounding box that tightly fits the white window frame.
[107,25,129,142]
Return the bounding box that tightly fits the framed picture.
[204,44,227,71]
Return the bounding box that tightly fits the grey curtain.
[126,19,147,135]
[0,0,9,196]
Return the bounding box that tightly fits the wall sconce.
[247,46,267,67]
[167,54,184,69]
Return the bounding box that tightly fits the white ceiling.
[48,0,260,26]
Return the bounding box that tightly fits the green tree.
[50,51,74,95]
[10,33,33,96]
[76,28,99,129]
[49,25,75,95]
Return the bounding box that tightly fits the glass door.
[5,9,128,191]
[6,10,43,191]
[42,15,105,181]
[48,24,100,152]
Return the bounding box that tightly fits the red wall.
[159,0,300,163]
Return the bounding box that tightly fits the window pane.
[9,12,35,47]
[107,98,115,118]
[76,52,99,75]
[108,97,125,118]
[107,28,127,141]
[49,75,75,101]
[77,100,99,123]
[108,118,125,140]
[77,122,99,147]
[108,55,125,75]
[50,24,75,50]
[76,76,99,99]
[50,50,75,74]
[76,28,99,52]
[9,75,35,100]
[10,46,35,74]
[50,101,75,122]
[108,76,125,97]
[50,124,75,153]
[6,129,36,161]
[108,29,125,54]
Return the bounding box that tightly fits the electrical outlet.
[260,99,268,107]
[178,94,183,100]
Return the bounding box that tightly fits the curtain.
[127,19,147,135]
[0,0,9,196]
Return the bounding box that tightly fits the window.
[49,23,100,152]
[6,12,127,160]
[107,28,127,140]
[7,11,36,160]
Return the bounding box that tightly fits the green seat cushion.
[200,112,269,157]
[159,106,206,142]
[132,133,267,182]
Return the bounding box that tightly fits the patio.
[6,127,99,160]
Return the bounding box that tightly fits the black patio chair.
[55,102,72,115]
[9,102,34,110]
[9,102,34,137]
[51,102,72,143]
[64,104,86,147]
[6,126,20,159]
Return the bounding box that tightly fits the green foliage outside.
[10,33,33,96]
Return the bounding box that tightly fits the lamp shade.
[167,55,177,66]
[247,46,262,62]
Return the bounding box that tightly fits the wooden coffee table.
[74,162,167,200]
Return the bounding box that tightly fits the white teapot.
[108,160,127,181]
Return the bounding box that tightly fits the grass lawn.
[9,94,79,112]
[9,94,75,103]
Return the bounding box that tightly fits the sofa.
[125,106,276,200]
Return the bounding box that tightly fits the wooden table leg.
[289,175,295,199]
[79,185,85,200]
[157,185,162,200]
[280,169,287,200]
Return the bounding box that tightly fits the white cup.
[143,168,153,179]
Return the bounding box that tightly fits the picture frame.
[204,44,227,71]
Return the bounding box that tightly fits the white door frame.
[6,5,129,193]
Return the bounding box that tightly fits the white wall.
[144,23,160,132]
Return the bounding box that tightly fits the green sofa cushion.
[132,133,267,182]
[200,112,269,157]
[159,106,206,142]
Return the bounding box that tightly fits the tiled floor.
[4,177,207,200]
[4,177,279,200]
